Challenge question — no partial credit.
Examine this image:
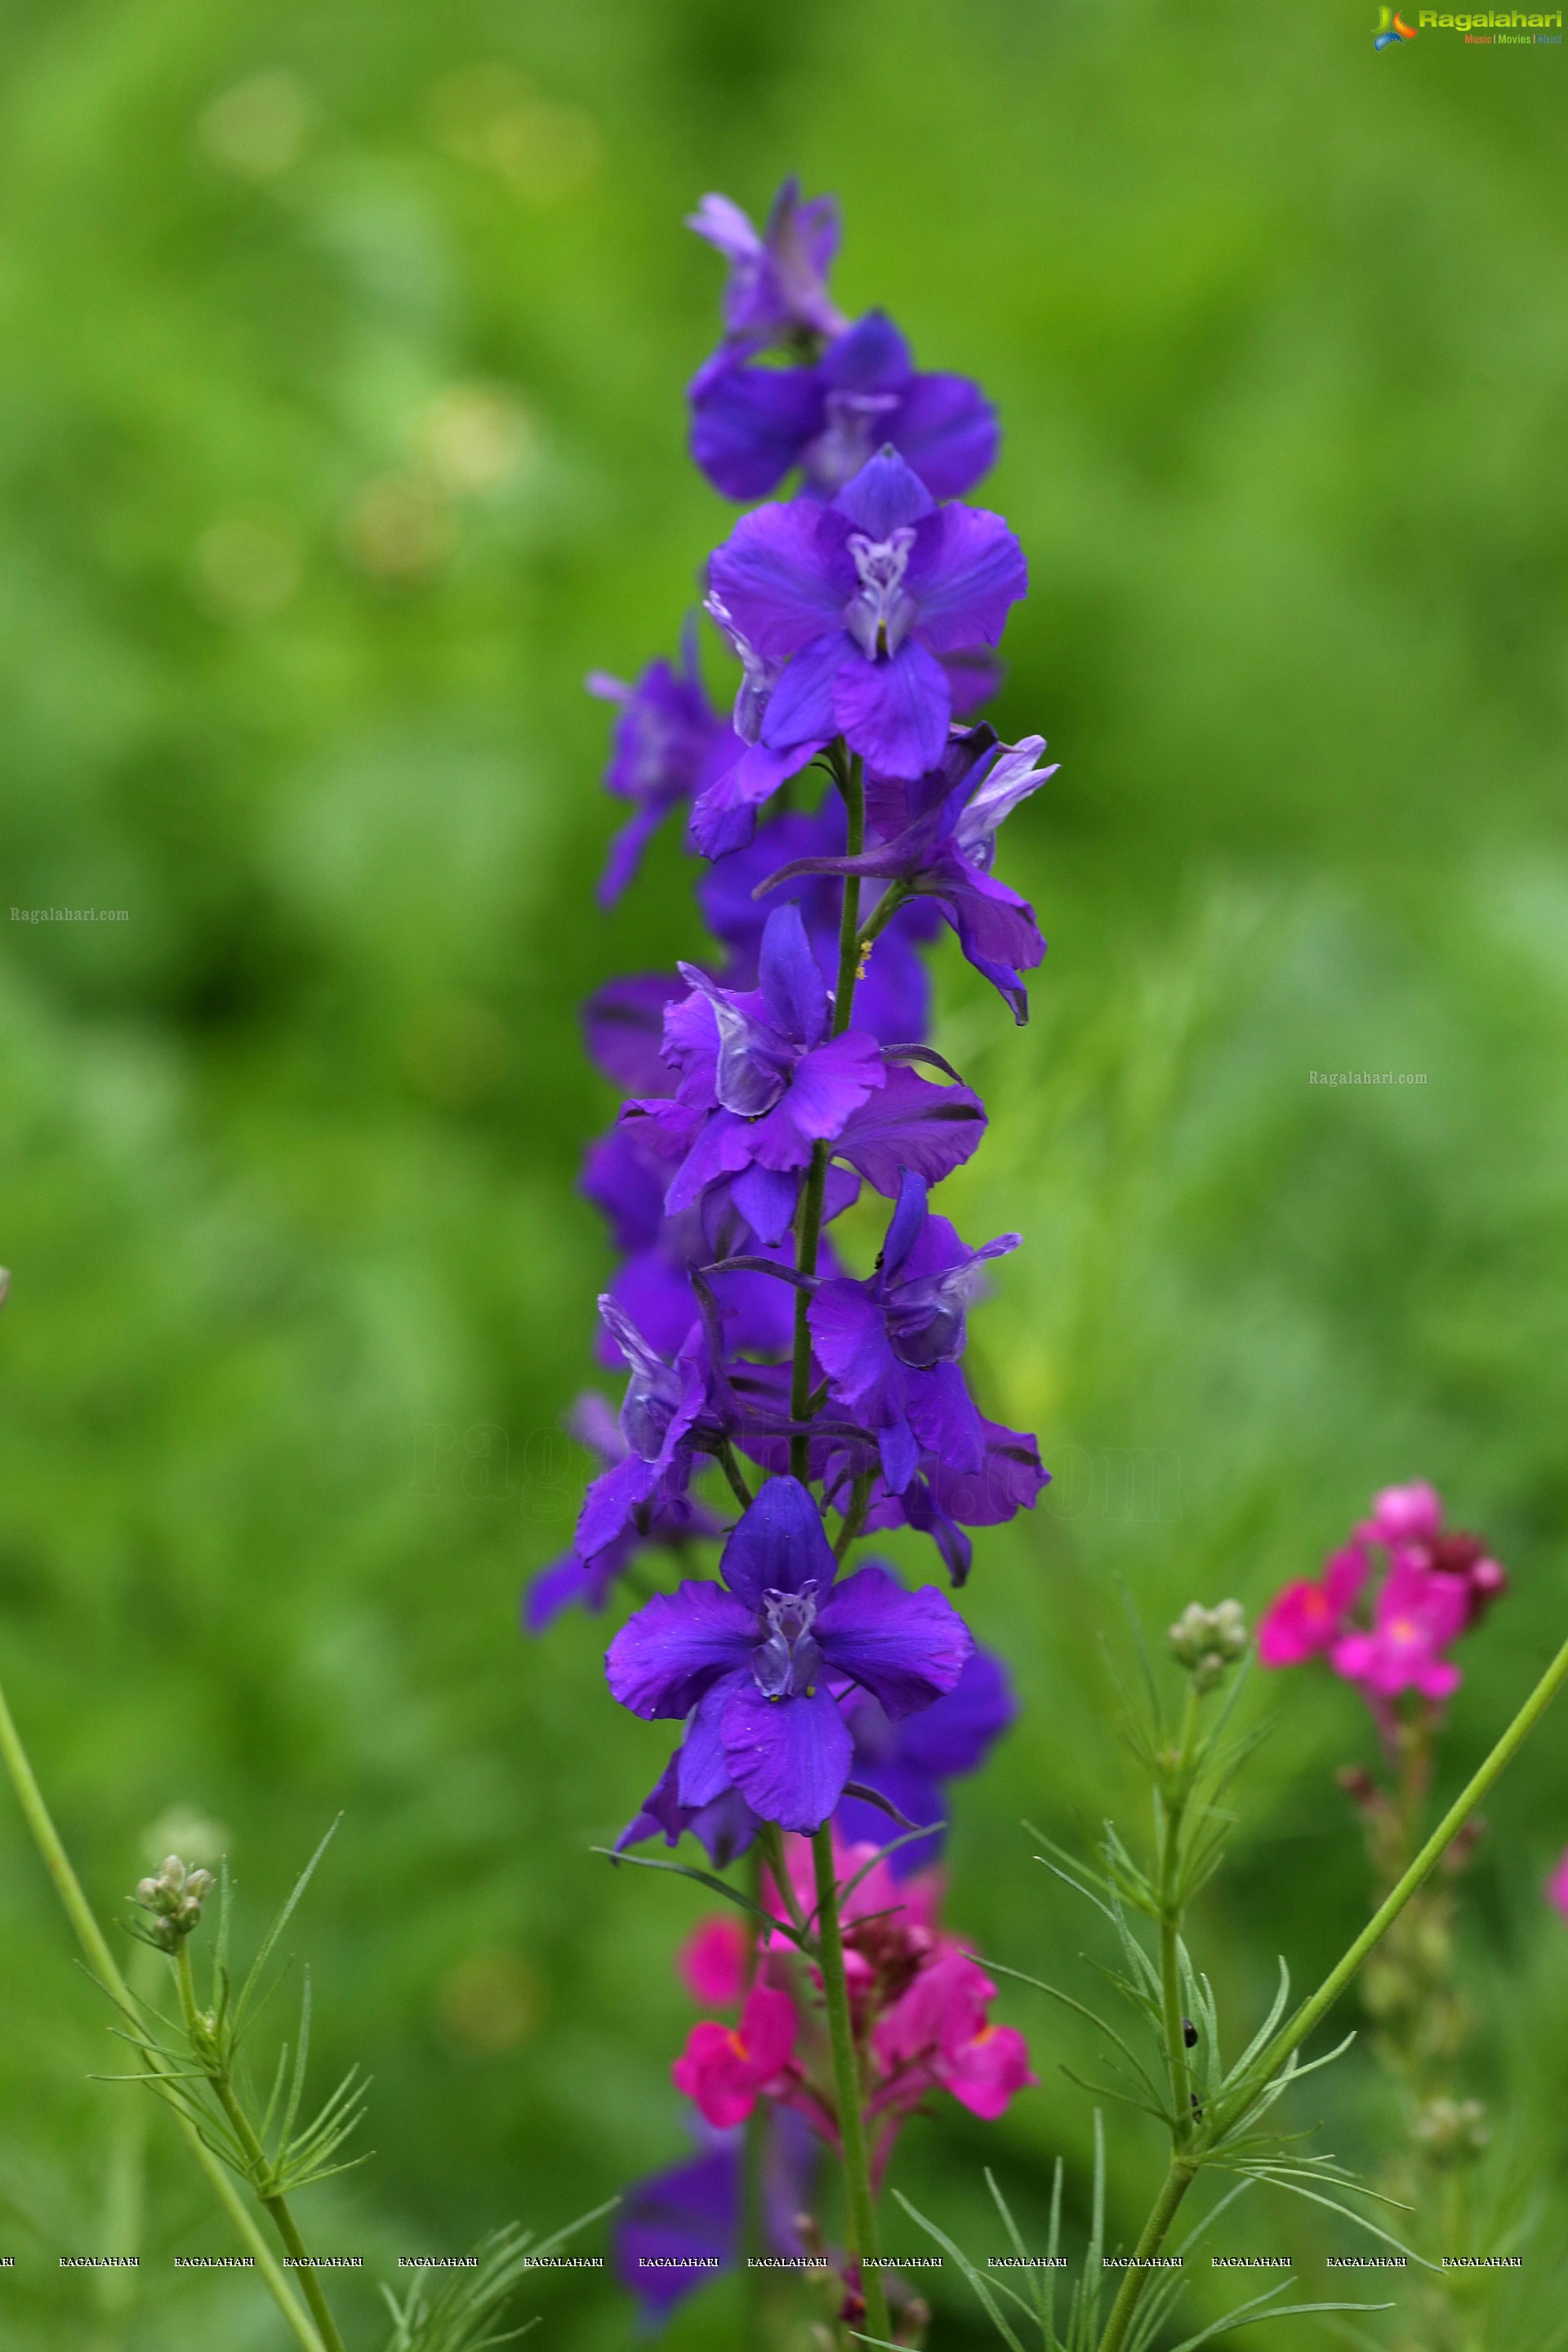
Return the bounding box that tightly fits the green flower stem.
[789,742,864,1481]
[1095,2156,1199,2352]
[812,1826,891,2347]
[0,1673,326,2352]
[1098,1629,1568,2352]
[172,1943,349,2352]
[1156,1687,1202,2144]
[1216,1626,1568,2134]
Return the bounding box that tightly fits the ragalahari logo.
[1374,5,1419,40]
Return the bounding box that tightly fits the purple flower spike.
[808,1170,1020,1492]
[688,179,845,352]
[690,310,999,506]
[590,625,741,906]
[606,1476,973,1833]
[706,448,1027,781]
[761,726,1058,1023]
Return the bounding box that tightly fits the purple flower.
[572,1299,720,1566]
[589,626,741,906]
[862,1414,1049,1586]
[705,447,1027,782]
[605,1475,973,1833]
[691,310,998,504]
[701,807,937,1047]
[808,1170,1020,1493]
[524,1393,721,1633]
[688,179,844,353]
[617,2106,817,2327]
[620,903,987,1245]
[763,726,1057,1023]
[837,1642,1016,1874]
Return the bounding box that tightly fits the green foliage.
[0,0,1565,2346]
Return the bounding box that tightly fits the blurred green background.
[1,0,1566,2345]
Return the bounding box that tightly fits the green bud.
[1168,1599,1249,1687]
[1414,2096,1488,2165]
[131,1854,213,1947]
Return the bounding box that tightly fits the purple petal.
[907,1361,987,1477]
[758,903,829,1045]
[882,1168,930,1276]
[582,973,685,1094]
[910,504,1028,652]
[719,1475,838,1608]
[523,1552,601,1633]
[831,446,937,537]
[617,2138,737,2319]
[808,1279,907,1424]
[720,1683,853,1833]
[815,1562,973,1717]
[728,1162,800,1246]
[664,1108,757,1214]
[820,311,914,393]
[832,1064,987,1194]
[760,630,847,754]
[833,639,951,780]
[575,1450,658,1559]
[877,1419,921,1494]
[581,1129,666,1255]
[597,804,666,907]
[708,505,847,662]
[933,1416,1049,1525]
[891,370,1000,501]
[896,1645,1017,1777]
[606,1584,756,1718]
[678,1677,751,1806]
[691,742,815,859]
[690,360,826,500]
[777,1031,884,1144]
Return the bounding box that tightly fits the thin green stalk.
[1096,2157,1198,2352]
[812,1827,891,2347]
[1216,1626,1568,2133]
[789,744,865,1482]
[1156,1688,1201,2144]
[0,1674,326,2352]
[173,1944,349,2352]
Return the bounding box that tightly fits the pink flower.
[1258,1544,1367,1668]
[1546,1848,1568,1922]
[871,1939,1036,2127]
[940,2020,1038,2119]
[671,1983,797,2127]
[1329,1552,1468,1703]
[679,1915,750,2007]
[1360,1481,1443,1546]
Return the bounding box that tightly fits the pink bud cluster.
[1258,1482,1505,1725]
[670,1833,1034,2180]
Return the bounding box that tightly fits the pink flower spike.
[1257,1545,1367,1668]
[939,2022,1037,2120]
[1546,1847,1568,1922]
[679,1916,750,2007]
[1362,1481,1443,1545]
[670,1983,797,2127]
